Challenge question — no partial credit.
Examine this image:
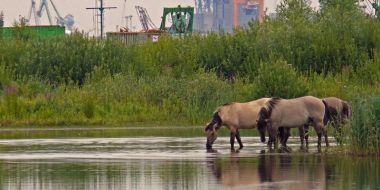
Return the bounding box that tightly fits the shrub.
[253,59,308,99]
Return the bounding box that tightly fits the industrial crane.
[362,0,380,18]
[26,0,74,31]
[135,6,157,32]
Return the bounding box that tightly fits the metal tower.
[0,11,4,27]
[86,0,117,38]
[27,0,40,25]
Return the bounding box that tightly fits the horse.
[303,97,351,144]
[257,96,329,150]
[279,97,351,147]
[205,98,270,151]
[322,97,351,126]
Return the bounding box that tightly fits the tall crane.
[135,6,157,31]
[27,0,75,31]
[27,0,39,25]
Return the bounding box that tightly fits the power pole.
[86,0,117,38]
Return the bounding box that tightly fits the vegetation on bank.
[0,0,379,153]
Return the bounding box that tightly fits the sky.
[0,0,320,36]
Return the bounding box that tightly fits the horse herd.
[205,96,351,151]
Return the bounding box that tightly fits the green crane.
[159,5,194,34]
[371,0,380,19]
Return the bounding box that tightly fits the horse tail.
[322,99,330,126]
[205,111,222,131]
[342,101,351,119]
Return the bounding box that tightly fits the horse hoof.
[207,149,217,153]
[239,146,243,150]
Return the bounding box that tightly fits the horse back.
[271,96,325,127]
[218,98,270,129]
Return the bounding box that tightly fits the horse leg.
[278,128,285,147]
[323,127,329,147]
[279,128,289,147]
[313,123,324,152]
[304,124,309,147]
[230,131,236,151]
[299,126,305,149]
[284,128,290,147]
[236,129,244,149]
[267,127,278,150]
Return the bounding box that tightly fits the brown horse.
[257,96,329,150]
[323,97,351,125]
[302,97,351,144]
[205,98,270,151]
[279,97,351,147]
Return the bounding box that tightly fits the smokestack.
[0,11,4,27]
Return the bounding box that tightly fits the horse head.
[257,107,270,143]
[205,122,218,150]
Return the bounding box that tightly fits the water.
[0,136,378,190]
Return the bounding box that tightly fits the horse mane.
[257,97,281,129]
[222,102,234,106]
[265,97,281,117]
[205,111,222,131]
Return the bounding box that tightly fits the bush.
[253,59,308,99]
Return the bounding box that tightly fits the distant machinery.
[0,11,4,27]
[135,6,158,32]
[360,0,380,18]
[159,6,194,34]
[86,0,117,38]
[26,0,75,31]
[194,0,264,33]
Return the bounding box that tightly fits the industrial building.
[194,0,264,33]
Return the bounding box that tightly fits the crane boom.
[135,6,157,31]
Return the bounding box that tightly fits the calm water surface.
[0,136,378,190]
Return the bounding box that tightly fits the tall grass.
[349,95,380,155]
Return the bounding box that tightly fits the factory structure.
[193,0,264,33]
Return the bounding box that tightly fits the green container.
[0,25,65,39]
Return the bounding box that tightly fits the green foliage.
[354,59,380,87]
[253,59,308,99]
[81,94,95,119]
[349,95,380,155]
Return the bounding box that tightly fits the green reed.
[349,95,380,155]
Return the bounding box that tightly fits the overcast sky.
[0,0,320,35]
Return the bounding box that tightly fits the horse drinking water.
[205,98,270,151]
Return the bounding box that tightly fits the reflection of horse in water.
[207,154,329,189]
